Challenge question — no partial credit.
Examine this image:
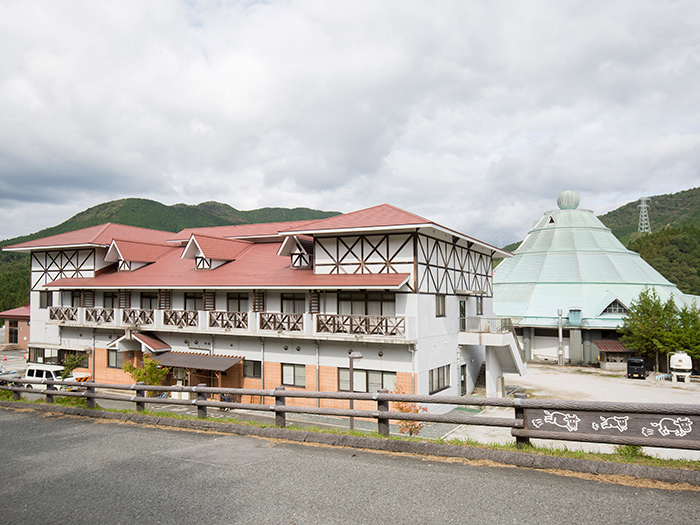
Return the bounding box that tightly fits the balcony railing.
[317,314,405,337]
[49,306,78,322]
[85,308,114,323]
[209,311,248,330]
[259,312,304,332]
[123,308,154,325]
[164,310,199,328]
[460,316,513,333]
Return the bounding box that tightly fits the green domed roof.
[494,194,693,328]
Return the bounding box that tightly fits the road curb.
[3,401,699,486]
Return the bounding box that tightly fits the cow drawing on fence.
[543,410,580,432]
[597,415,629,433]
[648,417,694,438]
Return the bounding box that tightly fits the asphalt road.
[0,409,697,524]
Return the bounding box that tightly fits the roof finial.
[557,190,580,210]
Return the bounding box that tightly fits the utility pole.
[638,197,651,234]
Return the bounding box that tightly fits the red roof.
[173,220,316,241]
[133,332,170,351]
[187,234,254,261]
[0,304,30,319]
[282,204,431,233]
[45,242,410,289]
[111,239,173,263]
[5,223,174,250]
[593,340,632,353]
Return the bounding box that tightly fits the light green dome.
[557,190,580,210]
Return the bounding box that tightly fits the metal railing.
[460,316,514,333]
[2,379,699,451]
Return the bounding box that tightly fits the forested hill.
[0,198,340,247]
[598,187,700,245]
[0,199,340,314]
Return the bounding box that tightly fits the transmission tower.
[638,197,651,234]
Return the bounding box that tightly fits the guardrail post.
[12,381,21,401]
[514,393,530,448]
[135,381,146,412]
[197,383,207,419]
[275,386,286,428]
[46,384,56,404]
[86,380,96,409]
[377,388,389,436]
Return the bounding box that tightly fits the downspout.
[91,328,96,380]
[259,337,265,390]
[408,343,416,394]
[315,340,320,408]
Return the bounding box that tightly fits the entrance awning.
[153,352,242,371]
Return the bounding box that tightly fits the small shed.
[0,304,30,350]
[593,340,634,372]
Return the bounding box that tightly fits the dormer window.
[291,249,311,268]
[547,216,556,224]
[195,256,211,270]
[119,260,131,272]
[603,299,627,315]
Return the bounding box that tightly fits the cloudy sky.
[1,1,699,246]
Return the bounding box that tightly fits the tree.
[122,355,169,395]
[391,386,428,437]
[618,287,700,371]
[60,352,89,380]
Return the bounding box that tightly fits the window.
[141,292,158,310]
[30,348,59,364]
[429,365,450,394]
[59,350,88,368]
[195,256,211,270]
[435,295,446,317]
[243,360,261,378]
[40,291,53,309]
[227,293,249,312]
[103,292,118,309]
[281,363,305,387]
[185,292,204,311]
[604,300,627,315]
[338,369,397,392]
[71,291,82,307]
[338,292,395,316]
[281,293,306,314]
[108,349,123,368]
[8,320,18,344]
[476,296,484,316]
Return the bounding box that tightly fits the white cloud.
[0,0,699,245]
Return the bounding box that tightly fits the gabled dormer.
[105,239,172,272]
[181,234,253,270]
[602,298,627,315]
[278,235,314,269]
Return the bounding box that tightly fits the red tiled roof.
[172,220,316,241]
[282,204,431,233]
[132,332,171,351]
[111,239,173,263]
[5,223,174,250]
[593,340,632,353]
[0,304,30,319]
[45,242,411,289]
[188,234,254,261]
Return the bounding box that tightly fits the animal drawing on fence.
[591,415,629,433]
[538,410,581,432]
[644,417,694,438]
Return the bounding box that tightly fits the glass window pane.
[338,368,350,391]
[353,369,366,392]
[367,370,382,393]
[383,373,397,392]
[282,364,294,385]
[295,365,306,387]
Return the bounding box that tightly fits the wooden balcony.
[316,314,405,337]
[259,312,304,332]
[209,311,248,330]
[85,308,114,324]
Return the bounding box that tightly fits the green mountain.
[598,187,700,245]
[0,199,340,315]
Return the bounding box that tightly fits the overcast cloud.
[1,0,699,246]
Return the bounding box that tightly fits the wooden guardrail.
[2,378,699,451]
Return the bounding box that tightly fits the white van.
[24,364,73,390]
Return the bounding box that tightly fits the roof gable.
[282,204,431,233]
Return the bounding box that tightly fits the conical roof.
[494,191,687,328]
